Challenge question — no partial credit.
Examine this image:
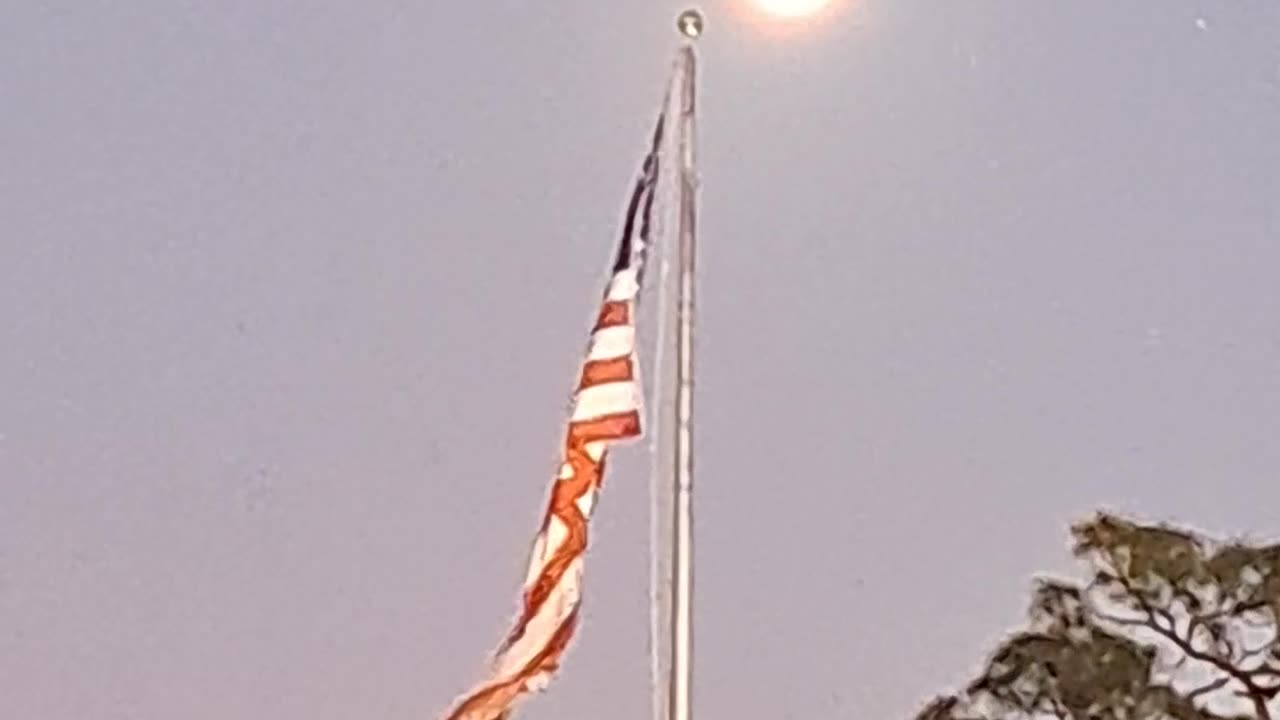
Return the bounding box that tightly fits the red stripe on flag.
[593,300,630,331]
[578,356,635,390]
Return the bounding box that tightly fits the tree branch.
[1188,601,1271,652]
[1188,676,1232,702]
[1086,578,1276,720]
[1242,637,1277,663]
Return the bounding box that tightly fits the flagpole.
[668,21,700,720]
[651,15,700,720]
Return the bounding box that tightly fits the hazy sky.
[3,1,1280,719]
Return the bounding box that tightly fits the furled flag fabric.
[440,111,666,720]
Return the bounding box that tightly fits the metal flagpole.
[669,13,700,720]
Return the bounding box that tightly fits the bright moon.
[752,0,831,19]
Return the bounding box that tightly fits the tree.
[914,511,1280,720]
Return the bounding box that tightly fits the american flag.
[440,110,667,720]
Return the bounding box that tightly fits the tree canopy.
[914,512,1280,720]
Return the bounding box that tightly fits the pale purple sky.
[3,1,1280,719]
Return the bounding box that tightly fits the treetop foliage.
[914,511,1280,720]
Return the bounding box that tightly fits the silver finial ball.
[677,9,704,38]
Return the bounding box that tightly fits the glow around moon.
[751,0,832,19]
